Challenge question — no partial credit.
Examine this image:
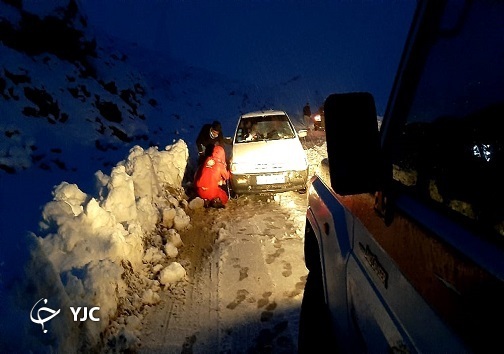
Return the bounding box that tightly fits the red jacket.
[195,145,229,189]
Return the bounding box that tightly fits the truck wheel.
[299,223,336,353]
[298,265,334,353]
[303,221,318,271]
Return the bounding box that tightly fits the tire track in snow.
[134,134,325,352]
[138,192,308,353]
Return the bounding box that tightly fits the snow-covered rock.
[173,207,190,231]
[142,289,161,305]
[143,247,165,264]
[189,197,205,209]
[161,207,176,228]
[159,262,186,285]
[165,228,183,247]
[165,242,179,258]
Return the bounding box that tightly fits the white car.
[230,110,308,194]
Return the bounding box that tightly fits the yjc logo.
[30,298,61,333]
[70,306,100,322]
[30,298,101,333]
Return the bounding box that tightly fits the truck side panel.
[308,175,466,352]
[349,206,466,352]
[341,192,504,351]
[306,176,355,351]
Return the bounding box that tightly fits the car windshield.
[235,114,295,143]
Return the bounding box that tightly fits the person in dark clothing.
[196,121,225,155]
[303,103,312,130]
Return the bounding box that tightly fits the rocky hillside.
[0,0,167,175]
[1,0,314,180]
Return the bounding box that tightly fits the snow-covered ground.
[139,194,308,353]
[3,124,326,353]
[137,144,326,353]
[0,1,330,352]
[20,135,326,353]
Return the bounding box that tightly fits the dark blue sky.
[80,0,416,114]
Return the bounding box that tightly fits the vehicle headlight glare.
[237,177,248,184]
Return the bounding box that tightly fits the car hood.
[231,138,308,173]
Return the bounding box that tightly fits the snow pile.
[26,139,197,352]
[159,262,186,285]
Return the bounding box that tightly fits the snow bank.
[26,140,193,352]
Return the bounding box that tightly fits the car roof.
[240,110,287,119]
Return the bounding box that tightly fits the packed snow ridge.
[27,139,212,352]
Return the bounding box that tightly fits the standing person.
[194,145,230,208]
[196,120,225,164]
[303,102,312,130]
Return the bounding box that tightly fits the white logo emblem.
[30,298,61,333]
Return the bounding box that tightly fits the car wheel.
[229,189,238,199]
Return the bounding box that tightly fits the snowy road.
[138,191,309,353]
[137,131,326,353]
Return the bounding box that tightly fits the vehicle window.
[390,1,504,239]
[235,115,295,143]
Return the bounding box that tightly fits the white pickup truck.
[299,1,504,353]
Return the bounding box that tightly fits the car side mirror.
[324,92,381,195]
[298,129,308,138]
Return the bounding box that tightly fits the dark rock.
[4,129,20,138]
[23,87,60,118]
[109,126,132,142]
[0,164,16,174]
[102,81,118,94]
[95,98,122,123]
[4,69,31,84]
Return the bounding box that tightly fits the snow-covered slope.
[1,0,309,178]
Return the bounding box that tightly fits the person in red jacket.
[194,145,230,207]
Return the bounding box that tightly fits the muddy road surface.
[138,191,309,353]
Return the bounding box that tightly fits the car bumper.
[231,169,308,194]
[313,121,325,130]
